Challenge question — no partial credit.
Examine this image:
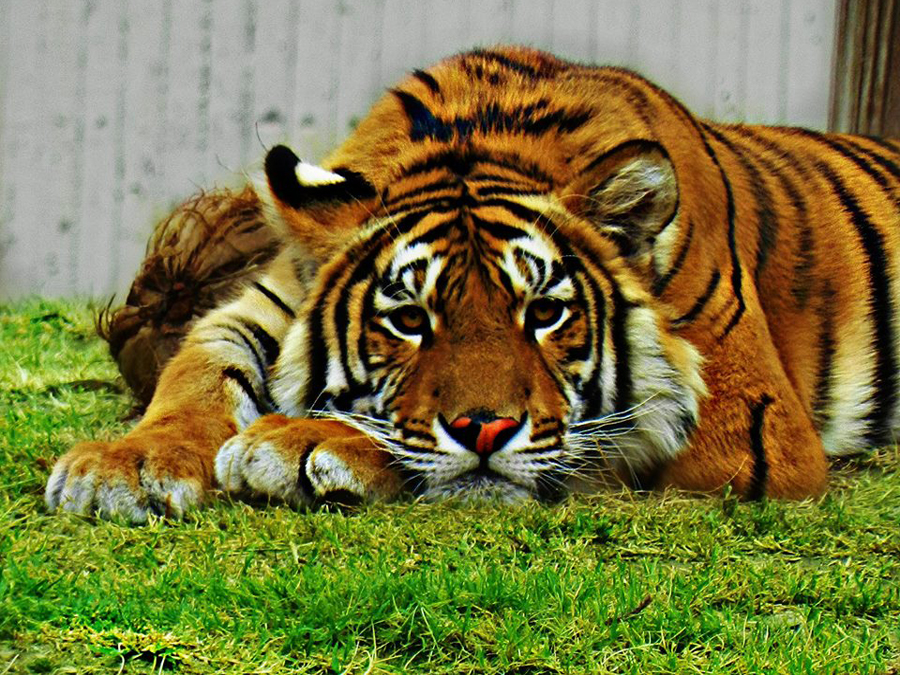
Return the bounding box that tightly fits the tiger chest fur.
[46,47,900,522]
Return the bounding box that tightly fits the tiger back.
[46,47,900,521]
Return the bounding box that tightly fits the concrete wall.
[0,0,838,300]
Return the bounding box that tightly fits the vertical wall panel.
[335,1,388,145]
[468,0,516,48]
[380,0,430,91]
[250,0,299,162]
[0,0,9,287]
[73,1,127,296]
[206,0,250,182]
[592,0,639,67]
[37,1,78,295]
[289,1,343,161]
[551,1,599,62]
[1,0,50,297]
[509,0,554,47]
[631,1,681,87]
[785,0,838,126]
[671,0,719,118]
[115,0,172,293]
[744,0,789,124]
[0,0,840,300]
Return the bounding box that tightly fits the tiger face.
[265,143,706,502]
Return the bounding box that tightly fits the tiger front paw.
[45,436,209,523]
[215,415,403,506]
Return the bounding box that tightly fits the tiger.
[45,46,900,522]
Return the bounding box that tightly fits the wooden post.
[830,0,900,136]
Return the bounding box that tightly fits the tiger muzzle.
[440,411,526,455]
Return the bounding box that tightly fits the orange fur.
[47,47,900,520]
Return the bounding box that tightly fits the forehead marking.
[390,241,433,276]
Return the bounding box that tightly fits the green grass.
[1,298,899,674]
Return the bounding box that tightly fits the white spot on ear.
[296,162,346,186]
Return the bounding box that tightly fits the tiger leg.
[215,414,404,505]
[44,254,306,522]
[655,333,829,499]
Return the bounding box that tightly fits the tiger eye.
[527,299,565,330]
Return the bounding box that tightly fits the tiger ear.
[259,144,377,259]
[561,140,678,258]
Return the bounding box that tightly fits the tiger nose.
[445,413,524,455]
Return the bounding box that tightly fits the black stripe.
[467,49,554,80]
[863,135,900,155]
[791,222,816,309]
[332,242,393,395]
[253,282,295,318]
[477,198,546,224]
[367,319,400,341]
[394,91,453,142]
[530,425,562,442]
[582,139,670,173]
[700,128,745,341]
[412,68,441,96]
[727,126,815,309]
[705,127,778,285]
[524,108,591,135]
[792,129,898,203]
[747,394,773,500]
[357,282,376,372]
[474,184,539,198]
[381,208,436,240]
[298,441,318,499]
[609,282,633,414]
[651,219,694,296]
[471,214,530,241]
[223,367,263,412]
[385,180,462,207]
[841,137,900,186]
[401,428,435,442]
[407,221,456,247]
[395,89,588,143]
[244,322,280,365]
[672,270,720,326]
[811,285,836,432]
[581,70,656,125]
[225,325,268,380]
[816,161,897,444]
[304,284,339,409]
[400,148,556,187]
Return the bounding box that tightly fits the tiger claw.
[44,441,204,523]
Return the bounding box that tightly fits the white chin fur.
[421,475,533,503]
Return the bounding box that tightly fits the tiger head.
[262,49,707,501]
